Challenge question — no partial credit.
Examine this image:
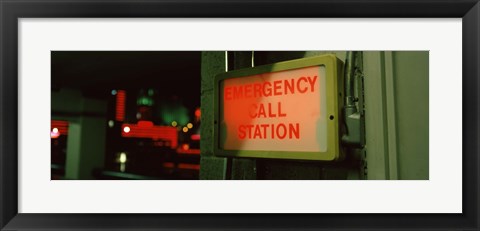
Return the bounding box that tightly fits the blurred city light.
[119,152,127,163]
[182,143,190,150]
[50,127,60,139]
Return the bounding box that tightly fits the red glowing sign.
[220,66,327,152]
[176,148,200,155]
[190,134,200,141]
[115,90,126,121]
[51,120,69,138]
[195,108,201,118]
[121,123,178,148]
[137,120,154,127]
[215,55,344,161]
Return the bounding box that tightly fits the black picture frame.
[1,0,478,230]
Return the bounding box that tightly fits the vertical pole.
[199,51,229,180]
[363,51,390,179]
[65,123,81,179]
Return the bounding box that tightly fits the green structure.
[51,89,107,179]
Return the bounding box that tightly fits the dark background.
[51,51,201,109]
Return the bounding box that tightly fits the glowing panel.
[137,120,154,127]
[50,120,68,135]
[121,123,178,148]
[190,134,200,141]
[115,90,126,121]
[215,55,343,161]
[222,66,326,152]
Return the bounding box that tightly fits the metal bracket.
[342,106,365,147]
[341,52,365,148]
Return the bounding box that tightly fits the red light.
[182,144,189,150]
[195,108,201,118]
[50,131,60,139]
[176,148,200,155]
[191,134,200,141]
[137,120,154,127]
[121,123,178,148]
[163,162,175,168]
[115,90,126,121]
[178,163,200,170]
[51,120,68,138]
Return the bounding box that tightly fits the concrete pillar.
[65,123,81,179]
[53,89,107,180]
[199,51,229,180]
[65,116,106,179]
[78,116,106,179]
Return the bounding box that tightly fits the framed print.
[1,0,479,230]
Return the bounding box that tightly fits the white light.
[52,128,59,133]
[187,123,193,129]
[119,153,127,163]
[50,131,60,139]
[108,120,114,128]
[123,126,130,133]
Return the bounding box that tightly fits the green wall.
[392,52,429,179]
[363,51,429,180]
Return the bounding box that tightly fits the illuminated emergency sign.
[214,55,344,161]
